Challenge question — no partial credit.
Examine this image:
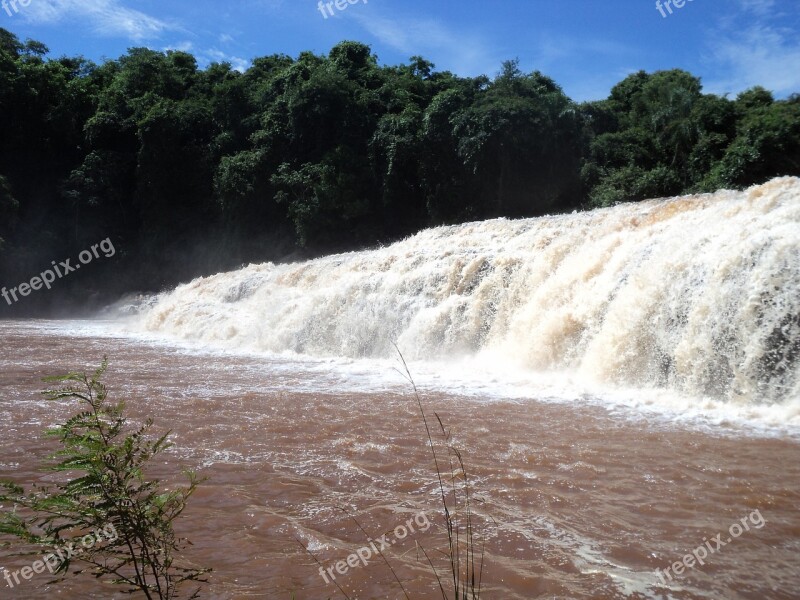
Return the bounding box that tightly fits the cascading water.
[139,177,800,406]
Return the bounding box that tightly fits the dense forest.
[1,27,799,314]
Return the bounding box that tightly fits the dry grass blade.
[392,344,485,600]
[342,510,412,600]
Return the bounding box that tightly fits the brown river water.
[2,180,800,598]
[0,320,798,600]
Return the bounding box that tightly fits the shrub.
[0,360,209,599]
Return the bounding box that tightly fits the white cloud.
[736,0,777,16]
[200,48,250,72]
[352,9,635,90]
[704,16,800,97]
[21,0,175,41]
[164,40,195,53]
[160,42,251,73]
[513,36,633,101]
[351,11,497,77]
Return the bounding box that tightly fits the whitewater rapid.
[137,177,800,413]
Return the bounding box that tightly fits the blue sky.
[1,0,799,101]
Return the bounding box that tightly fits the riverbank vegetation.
[0,360,210,598]
[1,28,798,313]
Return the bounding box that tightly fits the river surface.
[2,179,800,598]
[0,320,798,600]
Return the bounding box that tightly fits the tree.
[369,106,426,235]
[451,67,583,217]
[420,84,482,223]
[135,98,218,241]
[704,100,800,188]
[736,86,774,112]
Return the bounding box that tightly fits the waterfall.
[139,177,800,405]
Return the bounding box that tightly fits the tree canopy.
[0,28,798,312]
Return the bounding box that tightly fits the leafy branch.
[0,359,210,599]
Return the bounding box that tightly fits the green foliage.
[0,26,799,300]
[580,69,799,203]
[0,360,209,599]
[736,86,774,112]
[135,98,218,240]
[272,161,338,246]
[589,165,681,207]
[704,101,800,189]
[215,149,274,223]
[451,68,583,217]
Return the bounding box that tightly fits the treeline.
[1,28,798,312]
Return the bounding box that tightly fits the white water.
[135,177,800,421]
